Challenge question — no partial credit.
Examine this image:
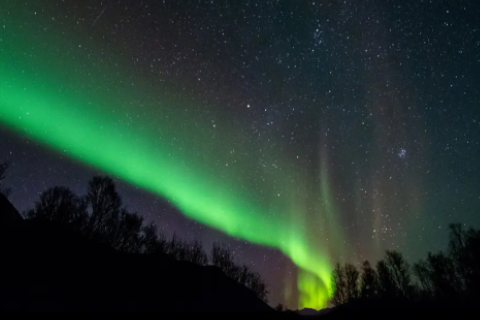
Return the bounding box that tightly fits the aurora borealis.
[1,0,480,310]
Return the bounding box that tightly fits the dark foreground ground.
[0,194,273,312]
[1,194,479,315]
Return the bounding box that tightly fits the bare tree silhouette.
[385,250,412,297]
[331,263,347,306]
[345,263,360,301]
[26,186,88,232]
[212,243,268,302]
[360,260,378,299]
[0,162,12,198]
[86,176,122,239]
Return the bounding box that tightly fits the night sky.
[1,0,480,310]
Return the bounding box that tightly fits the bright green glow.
[0,10,346,309]
[298,270,329,309]
[0,84,333,307]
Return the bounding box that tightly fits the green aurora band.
[0,5,348,309]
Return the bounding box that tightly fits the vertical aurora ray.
[0,4,344,309]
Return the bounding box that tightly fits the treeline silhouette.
[329,224,480,311]
[23,175,268,303]
[0,162,11,198]
[4,163,479,313]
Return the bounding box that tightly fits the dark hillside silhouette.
[0,176,272,312]
[0,193,22,227]
[2,167,479,314]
